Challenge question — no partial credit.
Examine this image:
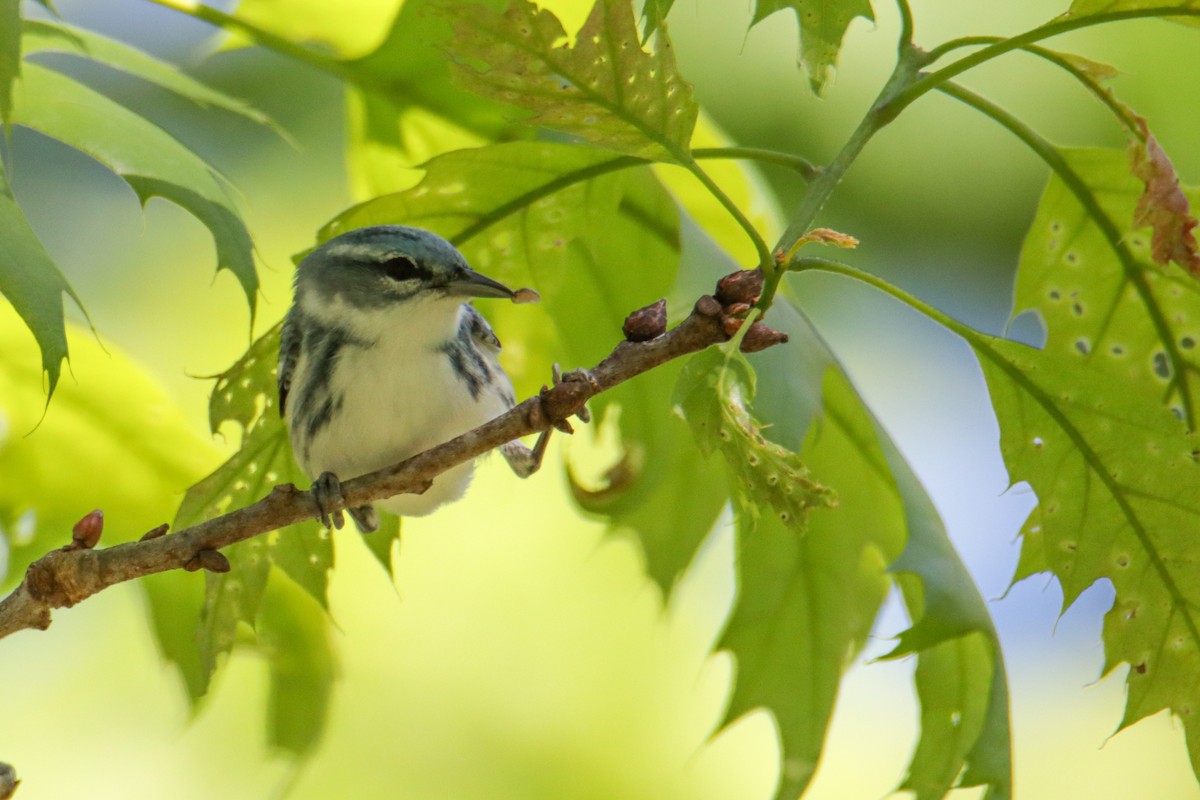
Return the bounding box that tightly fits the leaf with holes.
[973,328,1200,781]
[10,64,258,321]
[160,324,332,703]
[749,0,875,95]
[1015,147,1200,426]
[444,0,699,162]
[196,323,333,608]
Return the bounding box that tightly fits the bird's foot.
[508,364,596,479]
[312,471,347,530]
[546,363,597,430]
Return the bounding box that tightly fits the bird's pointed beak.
[448,268,516,299]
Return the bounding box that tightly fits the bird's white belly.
[295,331,511,517]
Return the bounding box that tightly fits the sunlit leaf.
[226,0,403,60]
[445,0,699,162]
[0,163,82,399]
[194,324,332,610]
[10,64,258,321]
[258,572,336,757]
[749,0,875,95]
[21,20,279,131]
[0,303,219,585]
[346,0,512,146]
[165,324,332,698]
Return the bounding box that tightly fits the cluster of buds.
[621,269,787,353]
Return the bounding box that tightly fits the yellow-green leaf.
[445,0,699,162]
[0,303,219,586]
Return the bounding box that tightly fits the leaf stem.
[888,8,1200,115]
[788,257,976,340]
[685,159,773,269]
[924,36,1143,135]
[693,146,819,180]
[895,0,915,51]
[760,45,926,311]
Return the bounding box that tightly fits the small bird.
[279,224,545,532]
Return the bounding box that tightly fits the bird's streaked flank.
[279,225,546,531]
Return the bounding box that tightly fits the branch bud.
[622,298,667,341]
[70,510,104,550]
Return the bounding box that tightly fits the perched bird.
[279,224,544,532]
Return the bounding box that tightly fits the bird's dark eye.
[379,255,430,282]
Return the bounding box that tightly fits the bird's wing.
[278,308,302,416]
[462,303,502,352]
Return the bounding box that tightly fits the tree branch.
[0,274,783,641]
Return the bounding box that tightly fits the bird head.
[294,225,515,311]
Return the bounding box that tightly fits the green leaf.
[992,147,1200,780]
[10,63,258,321]
[325,141,631,245]
[704,290,1010,799]
[194,323,333,610]
[1,0,18,124]
[0,305,219,585]
[750,0,875,95]
[0,160,82,399]
[881,441,1012,800]
[258,571,337,757]
[716,365,899,800]
[979,331,1200,781]
[21,20,280,132]
[445,0,699,162]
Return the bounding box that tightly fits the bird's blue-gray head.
[295,225,514,310]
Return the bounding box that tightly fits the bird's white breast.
[289,295,513,516]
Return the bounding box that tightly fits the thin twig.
[0,280,783,640]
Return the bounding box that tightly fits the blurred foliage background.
[3,0,1200,797]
